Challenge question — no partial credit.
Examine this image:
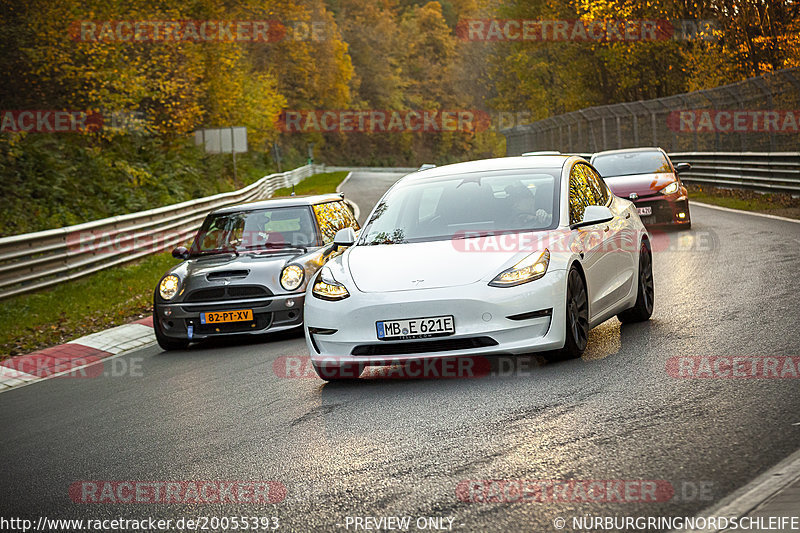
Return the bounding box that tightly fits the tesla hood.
[346,238,525,293]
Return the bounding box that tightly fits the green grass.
[686,184,800,219]
[0,171,349,359]
[0,252,176,359]
[272,171,348,197]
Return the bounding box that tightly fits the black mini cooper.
[153,193,359,350]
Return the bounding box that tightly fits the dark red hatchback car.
[590,147,691,228]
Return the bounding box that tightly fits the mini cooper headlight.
[280,264,305,291]
[660,181,679,195]
[159,274,180,300]
[312,267,350,301]
[489,249,550,287]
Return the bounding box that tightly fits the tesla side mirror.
[172,246,189,259]
[674,162,691,174]
[570,206,614,230]
[332,227,356,250]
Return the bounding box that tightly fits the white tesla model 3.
[304,155,653,380]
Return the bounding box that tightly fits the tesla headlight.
[280,264,305,291]
[159,274,180,300]
[312,267,350,301]
[489,249,550,287]
[660,181,679,195]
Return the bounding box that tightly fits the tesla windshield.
[190,206,316,255]
[593,151,672,177]
[360,170,561,245]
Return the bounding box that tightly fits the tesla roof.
[211,193,343,215]
[403,155,574,181]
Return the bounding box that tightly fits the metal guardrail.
[324,166,418,173]
[502,68,800,155]
[667,152,800,193]
[0,164,321,300]
[527,151,800,193]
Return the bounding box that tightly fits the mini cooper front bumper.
[155,293,304,341]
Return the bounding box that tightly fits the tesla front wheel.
[556,266,589,360]
[618,243,654,323]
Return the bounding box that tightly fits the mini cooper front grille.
[185,288,226,302]
[185,285,273,302]
[351,336,498,356]
[227,286,271,298]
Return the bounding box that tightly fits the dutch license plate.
[637,206,652,216]
[377,315,455,340]
[200,309,253,324]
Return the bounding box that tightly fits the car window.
[569,163,597,225]
[313,200,360,244]
[190,206,317,255]
[582,164,611,206]
[359,169,560,245]
[592,151,671,177]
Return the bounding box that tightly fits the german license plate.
[200,309,253,324]
[377,315,455,340]
[637,206,652,216]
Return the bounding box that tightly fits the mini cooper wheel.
[554,266,589,360]
[154,318,190,351]
[618,242,654,323]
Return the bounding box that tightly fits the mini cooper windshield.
[190,206,317,256]
[359,169,561,245]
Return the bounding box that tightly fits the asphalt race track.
[2,171,800,531]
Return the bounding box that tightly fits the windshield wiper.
[190,249,239,258]
[243,244,308,254]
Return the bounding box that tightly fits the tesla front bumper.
[305,270,568,366]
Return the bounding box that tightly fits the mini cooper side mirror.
[570,205,614,230]
[172,246,189,259]
[332,227,356,251]
[674,162,691,174]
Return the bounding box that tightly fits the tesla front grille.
[351,336,498,356]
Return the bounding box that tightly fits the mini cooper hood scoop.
[183,251,298,279]
[347,238,522,293]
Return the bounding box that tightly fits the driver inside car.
[504,183,551,228]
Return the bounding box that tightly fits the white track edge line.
[0,338,157,395]
[690,201,800,224]
[672,446,800,533]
